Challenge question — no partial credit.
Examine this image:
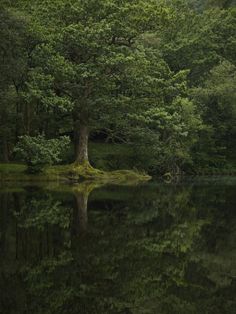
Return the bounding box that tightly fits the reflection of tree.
[116,185,236,314]
[71,182,104,238]
[96,186,206,313]
[0,182,235,314]
[84,184,236,314]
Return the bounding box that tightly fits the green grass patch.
[0,162,151,184]
[45,162,151,184]
[0,163,26,173]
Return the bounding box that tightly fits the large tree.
[16,0,164,165]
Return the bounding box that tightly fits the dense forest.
[1,2,236,313]
[0,0,236,176]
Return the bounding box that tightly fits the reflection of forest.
[0,181,235,314]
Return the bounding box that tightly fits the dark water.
[0,177,236,314]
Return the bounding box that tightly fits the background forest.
[0,0,236,175]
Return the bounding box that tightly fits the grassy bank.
[0,162,151,184]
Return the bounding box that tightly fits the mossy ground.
[45,162,151,183]
[0,162,151,184]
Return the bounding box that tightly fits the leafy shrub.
[14,135,70,173]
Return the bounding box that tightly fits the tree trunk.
[76,124,89,164]
[73,118,80,160]
[24,103,31,135]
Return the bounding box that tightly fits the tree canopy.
[0,0,235,175]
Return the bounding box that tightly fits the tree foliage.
[0,0,235,174]
[15,135,70,173]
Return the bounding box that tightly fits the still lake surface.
[0,177,235,314]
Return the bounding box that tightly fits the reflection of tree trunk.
[77,191,88,234]
[73,191,88,236]
[70,182,103,242]
[71,203,79,241]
